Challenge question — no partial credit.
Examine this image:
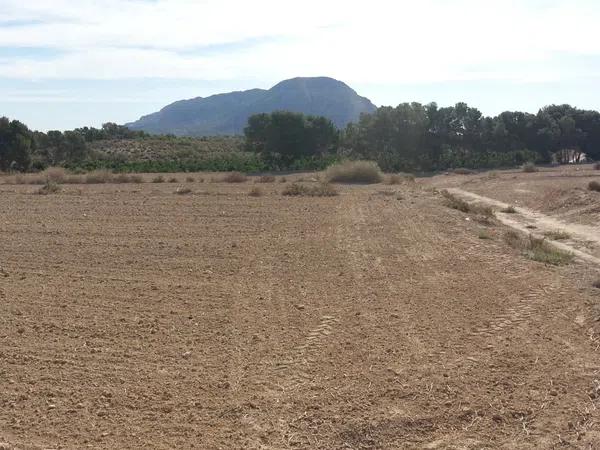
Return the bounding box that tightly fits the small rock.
[182,351,192,359]
[294,304,305,311]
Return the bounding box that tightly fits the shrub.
[152,175,165,183]
[593,279,600,289]
[63,175,83,184]
[453,168,476,175]
[185,176,195,183]
[524,236,573,265]
[174,186,192,195]
[522,163,538,173]
[248,186,263,197]
[279,176,287,183]
[257,175,276,183]
[221,172,247,183]
[324,161,383,184]
[504,231,572,265]
[441,190,471,213]
[114,173,142,183]
[85,170,113,184]
[503,230,523,248]
[43,167,67,183]
[594,162,600,170]
[386,173,415,184]
[168,177,179,183]
[37,180,61,195]
[589,181,600,192]
[478,230,493,240]
[543,230,570,240]
[501,205,517,213]
[282,182,338,197]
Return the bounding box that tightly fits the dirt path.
[447,187,600,265]
[2,181,600,448]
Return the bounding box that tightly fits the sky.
[1,0,600,131]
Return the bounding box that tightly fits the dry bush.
[478,230,493,240]
[113,173,143,184]
[257,175,276,183]
[37,180,61,195]
[504,231,572,265]
[15,173,44,184]
[593,279,600,289]
[501,205,517,213]
[441,190,494,216]
[152,175,165,183]
[386,173,415,184]
[279,176,287,183]
[44,167,67,183]
[441,190,471,213]
[522,163,538,173]
[248,186,263,197]
[453,168,476,175]
[543,230,571,241]
[85,170,113,184]
[282,182,338,197]
[168,177,179,183]
[588,181,600,192]
[324,161,383,184]
[174,186,192,195]
[594,162,600,170]
[185,176,195,183]
[221,172,247,183]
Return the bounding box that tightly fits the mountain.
[126,77,377,136]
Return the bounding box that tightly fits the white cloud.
[0,0,599,84]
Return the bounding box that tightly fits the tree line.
[2,102,600,173]
[244,104,600,172]
[0,120,146,171]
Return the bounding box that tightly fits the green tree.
[0,117,33,171]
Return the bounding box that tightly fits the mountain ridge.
[126,77,377,136]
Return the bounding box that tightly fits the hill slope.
[126,77,377,136]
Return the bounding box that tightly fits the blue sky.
[1,0,600,131]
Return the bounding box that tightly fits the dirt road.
[1,180,600,448]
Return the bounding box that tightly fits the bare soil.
[2,176,600,449]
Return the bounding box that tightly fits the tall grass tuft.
[324,161,383,184]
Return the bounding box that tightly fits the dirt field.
[2,173,600,449]
[428,164,600,226]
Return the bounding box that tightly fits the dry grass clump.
[594,162,600,170]
[44,167,67,183]
[221,172,247,183]
[257,175,276,183]
[174,186,192,195]
[282,182,338,197]
[279,176,287,183]
[324,161,383,184]
[185,176,195,183]
[522,163,538,173]
[37,180,61,195]
[168,177,179,183]
[85,170,113,184]
[441,190,494,217]
[593,279,600,289]
[453,168,476,175]
[504,231,573,265]
[248,186,263,197]
[385,173,415,184]
[501,205,517,213]
[152,175,165,183]
[588,181,600,192]
[114,173,143,183]
[478,230,493,240]
[543,230,571,241]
